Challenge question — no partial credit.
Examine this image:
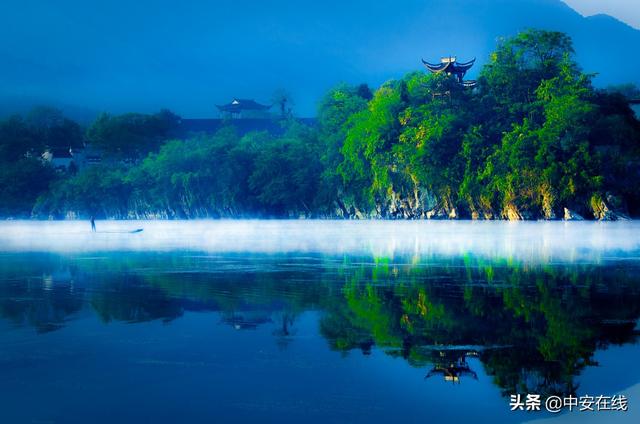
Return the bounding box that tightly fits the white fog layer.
[1,220,639,264]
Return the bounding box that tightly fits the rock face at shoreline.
[33,188,634,221]
[591,195,631,221]
[321,189,633,221]
[563,208,584,221]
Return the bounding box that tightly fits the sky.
[1,0,638,120]
[562,0,640,29]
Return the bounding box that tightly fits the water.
[0,220,639,423]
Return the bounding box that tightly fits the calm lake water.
[0,220,639,423]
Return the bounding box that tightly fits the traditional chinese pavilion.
[216,98,271,119]
[422,56,477,88]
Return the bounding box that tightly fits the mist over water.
[1,220,639,263]
[1,220,639,423]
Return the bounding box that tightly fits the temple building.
[422,56,477,88]
[41,147,74,171]
[41,145,105,172]
[216,98,271,119]
[176,96,316,137]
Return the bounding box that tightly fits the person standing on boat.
[90,216,96,232]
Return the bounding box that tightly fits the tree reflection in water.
[0,252,638,398]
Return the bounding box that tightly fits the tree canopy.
[1,29,639,219]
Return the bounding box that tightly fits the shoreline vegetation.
[1,30,639,221]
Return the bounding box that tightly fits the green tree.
[248,122,322,215]
[86,109,179,159]
[316,84,371,213]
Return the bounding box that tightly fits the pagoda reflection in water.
[425,350,479,384]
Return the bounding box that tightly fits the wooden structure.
[216,98,271,119]
[422,56,477,88]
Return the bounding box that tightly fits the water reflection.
[0,264,84,333]
[1,252,638,403]
[425,350,479,383]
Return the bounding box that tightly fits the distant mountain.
[0,0,638,118]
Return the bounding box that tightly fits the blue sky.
[1,0,638,119]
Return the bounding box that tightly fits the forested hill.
[1,0,639,118]
[1,30,639,220]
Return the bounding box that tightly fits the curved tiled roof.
[422,57,476,75]
[216,98,271,113]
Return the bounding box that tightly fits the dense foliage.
[1,29,639,219]
[35,123,324,218]
[0,107,80,216]
[86,109,180,159]
[334,30,640,219]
